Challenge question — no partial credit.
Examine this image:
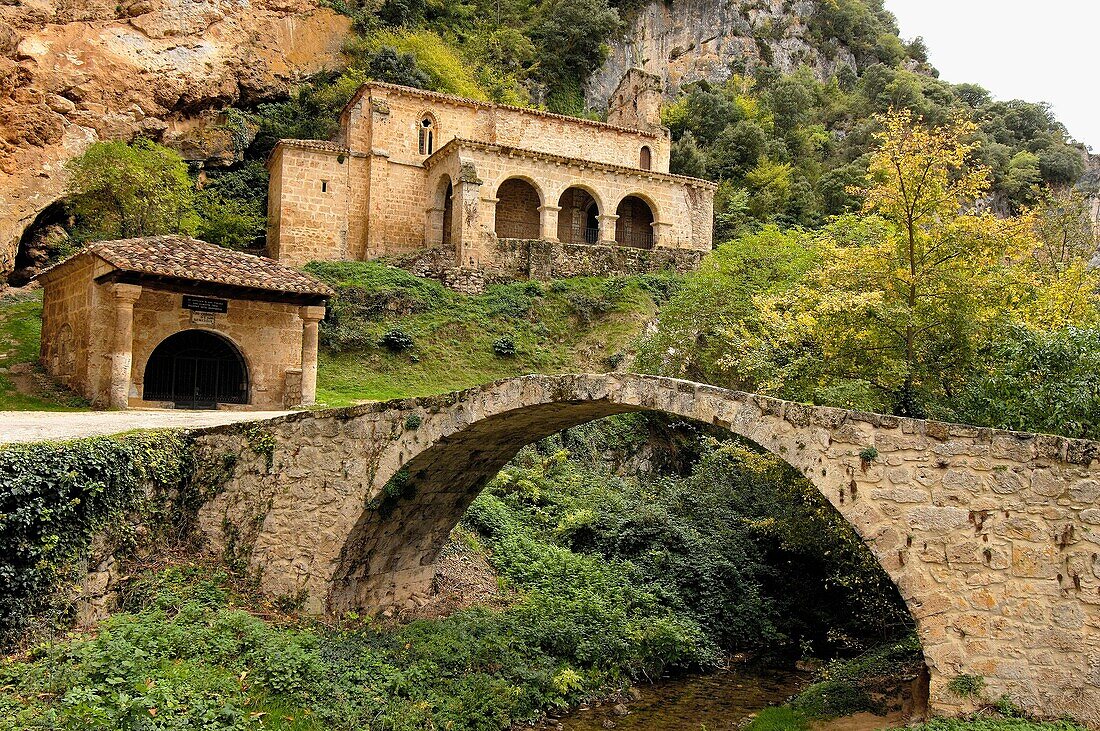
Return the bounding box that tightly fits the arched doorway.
[556,187,600,244]
[143,330,249,408]
[615,196,655,248]
[440,179,453,248]
[495,178,541,240]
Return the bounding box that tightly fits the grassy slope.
[0,291,84,411]
[307,262,674,406]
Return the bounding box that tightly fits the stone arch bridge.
[193,373,1100,723]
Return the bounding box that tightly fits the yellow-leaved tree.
[735,110,1034,415]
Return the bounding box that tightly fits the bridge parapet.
[192,373,1100,725]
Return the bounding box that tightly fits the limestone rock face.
[0,0,352,276]
[585,0,856,110]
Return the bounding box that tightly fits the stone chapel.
[265,70,716,286]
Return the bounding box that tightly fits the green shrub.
[948,673,986,699]
[493,335,517,357]
[378,328,415,351]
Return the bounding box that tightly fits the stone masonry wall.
[266,144,360,268]
[38,252,96,396]
[129,288,305,410]
[344,84,669,175]
[193,373,1100,726]
[395,241,702,290]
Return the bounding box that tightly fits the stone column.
[109,283,142,410]
[299,305,326,406]
[467,192,496,267]
[538,204,561,242]
[651,221,672,247]
[597,213,619,245]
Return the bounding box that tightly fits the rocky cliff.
[586,0,856,109]
[0,0,351,275]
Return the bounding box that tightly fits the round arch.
[614,193,657,248]
[556,185,603,244]
[331,375,920,614]
[142,329,250,408]
[427,174,455,250]
[494,177,543,240]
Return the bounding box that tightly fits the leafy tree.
[528,0,620,105]
[636,226,819,386]
[1002,151,1042,203]
[682,88,741,145]
[195,195,265,251]
[1037,145,1085,186]
[952,327,1100,439]
[714,112,1033,414]
[707,120,767,179]
[831,110,1017,414]
[669,132,708,178]
[362,45,434,88]
[1030,188,1098,271]
[67,139,197,242]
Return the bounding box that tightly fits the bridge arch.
[196,373,1100,724]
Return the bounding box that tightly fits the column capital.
[300,305,326,323]
[597,213,619,223]
[111,283,142,304]
[538,204,562,213]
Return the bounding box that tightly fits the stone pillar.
[299,305,326,406]
[467,192,496,267]
[652,221,672,247]
[109,283,142,410]
[597,213,619,245]
[538,204,561,242]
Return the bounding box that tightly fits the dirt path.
[0,409,293,444]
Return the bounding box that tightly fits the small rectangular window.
[321,180,329,193]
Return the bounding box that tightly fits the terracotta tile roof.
[340,81,663,139]
[425,138,719,190]
[51,236,333,296]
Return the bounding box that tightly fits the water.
[549,668,807,731]
[547,668,902,729]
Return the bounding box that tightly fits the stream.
[547,668,902,731]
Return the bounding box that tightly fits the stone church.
[266,70,716,285]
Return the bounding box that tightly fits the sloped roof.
[41,236,333,298]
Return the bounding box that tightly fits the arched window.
[418,116,436,155]
[639,145,652,170]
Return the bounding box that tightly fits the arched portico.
[196,374,1100,725]
[615,194,656,248]
[556,186,602,244]
[494,177,542,240]
[424,174,455,252]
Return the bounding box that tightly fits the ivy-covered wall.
[0,432,197,646]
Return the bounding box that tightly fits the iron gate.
[143,330,249,408]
